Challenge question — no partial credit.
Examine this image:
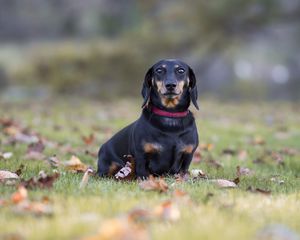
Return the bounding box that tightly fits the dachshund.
[97,59,199,179]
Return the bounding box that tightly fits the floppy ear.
[141,67,153,108]
[188,67,199,110]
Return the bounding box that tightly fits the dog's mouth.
[162,92,181,99]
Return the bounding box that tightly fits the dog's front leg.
[179,153,194,174]
[134,151,149,180]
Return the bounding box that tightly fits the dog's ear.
[141,67,153,108]
[188,67,199,110]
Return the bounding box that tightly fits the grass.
[0,98,300,240]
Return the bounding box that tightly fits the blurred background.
[0,0,299,101]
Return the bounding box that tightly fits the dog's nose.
[165,83,177,90]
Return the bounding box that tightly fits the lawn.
[0,98,300,240]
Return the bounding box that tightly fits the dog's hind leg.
[97,145,125,177]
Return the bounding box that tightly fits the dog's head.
[141,59,198,111]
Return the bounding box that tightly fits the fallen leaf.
[21,172,60,189]
[205,156,223,169]
[172,189,192,204]
[24,151,46,161]
[238,150,248,161]
[11,185,28,204]
[82,134,95,145]
[79,168,94,189]
[47,155,60,168]
[270,176,285,185]
[114,156,135,180]
[211,179,237,188]
[14,164,25,176]
[139,175,168,193]
[271,152,284,165]
[63,155,88,172]
[12,200,53,216]
[27,140,45,153]
[190,169,207,178]
[192,147,202,163]
[222,148,236,156]
[251,136,265,145]
[0,233,24,240]
[0,152,13,160]
[153,200,181,222]
[233,177,240,185]
[236,166,254,176]
[0,170,19,182]
[115,162,134,180]
[84,217,149,240]
[174,172,190,182]
[8,185,54,216]
[127,208,152,222]
[247,186,271,195]
[199,143,214,151]
[280,147,299,156]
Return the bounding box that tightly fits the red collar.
[150,106,189,118]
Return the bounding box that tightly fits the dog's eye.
[155,68,164,74]
[177,68,185,74]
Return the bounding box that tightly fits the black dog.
[97,59,199,178]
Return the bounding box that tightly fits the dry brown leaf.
[127,208,152,222]
[7,185,54,216]
[47,155,60,168]
[24,151,46,161]
[14,164,24,177]
[211,179,237,188]
[238,150,248,161]
[139,175,168,193]
[247,186,271,195]
[79,168,94,189]
[63,155,88,172]
[251,136,266,145]
[222,148,236,156]
[153,200,181,222]
[205,156,223,169]
[190,169,207,178]
[82,134,95,145]
[0,170,19,182]
[11,185,28,204]
[115,161,134,180]
[12,200,53,216]
[172,189,188,198]
[21,172,60,189]
[174,172,190,183]
[280,147,299,156]
[84,217,149,240]
[27,140,45,153]
[236,166,254,177]
[0,152,13,160]
[199,143,214,151]
[192,147,202,164]
[172,189,193,204]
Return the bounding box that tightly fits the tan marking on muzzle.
[156,81,164,93]
[143,142,163,153]
[176,80,185,93]
[161,97,180,108]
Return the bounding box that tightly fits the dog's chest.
[142,134,196,174]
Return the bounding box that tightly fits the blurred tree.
[0,0,299,100]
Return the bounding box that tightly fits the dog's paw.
[136,172,149,180]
